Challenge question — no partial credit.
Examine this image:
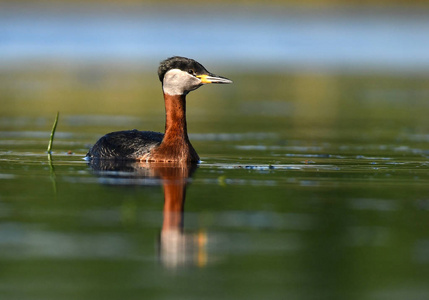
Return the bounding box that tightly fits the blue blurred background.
[1,1,428,74]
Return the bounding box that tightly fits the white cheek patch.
[163,69,202,95]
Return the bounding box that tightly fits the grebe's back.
[87,130,163,160]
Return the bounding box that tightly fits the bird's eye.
[188,69,195,75]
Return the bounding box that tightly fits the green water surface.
[1,70,429,300]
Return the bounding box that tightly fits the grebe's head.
[158,56,232,96]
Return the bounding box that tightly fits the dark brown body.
[87,93,199,163]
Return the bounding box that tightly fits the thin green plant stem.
[47,111,59,153]
[48,152,57,197]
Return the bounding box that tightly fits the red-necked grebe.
[86,56,232,163]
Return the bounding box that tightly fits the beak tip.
[220,78,233,84]
[212,77,233,84]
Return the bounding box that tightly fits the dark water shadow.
[88,159,205,268]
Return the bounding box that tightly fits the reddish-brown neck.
[163,93,189,144]
[149,93,199,162]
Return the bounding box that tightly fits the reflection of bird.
[86,56,232,163]
[88,159,206,268]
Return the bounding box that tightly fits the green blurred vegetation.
[2,66,428,125]
[2,66,429,158]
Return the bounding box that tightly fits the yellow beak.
[197,74,233,84]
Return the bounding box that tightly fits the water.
[1,69,429,299]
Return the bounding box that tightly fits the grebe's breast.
[87,129,163,160]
